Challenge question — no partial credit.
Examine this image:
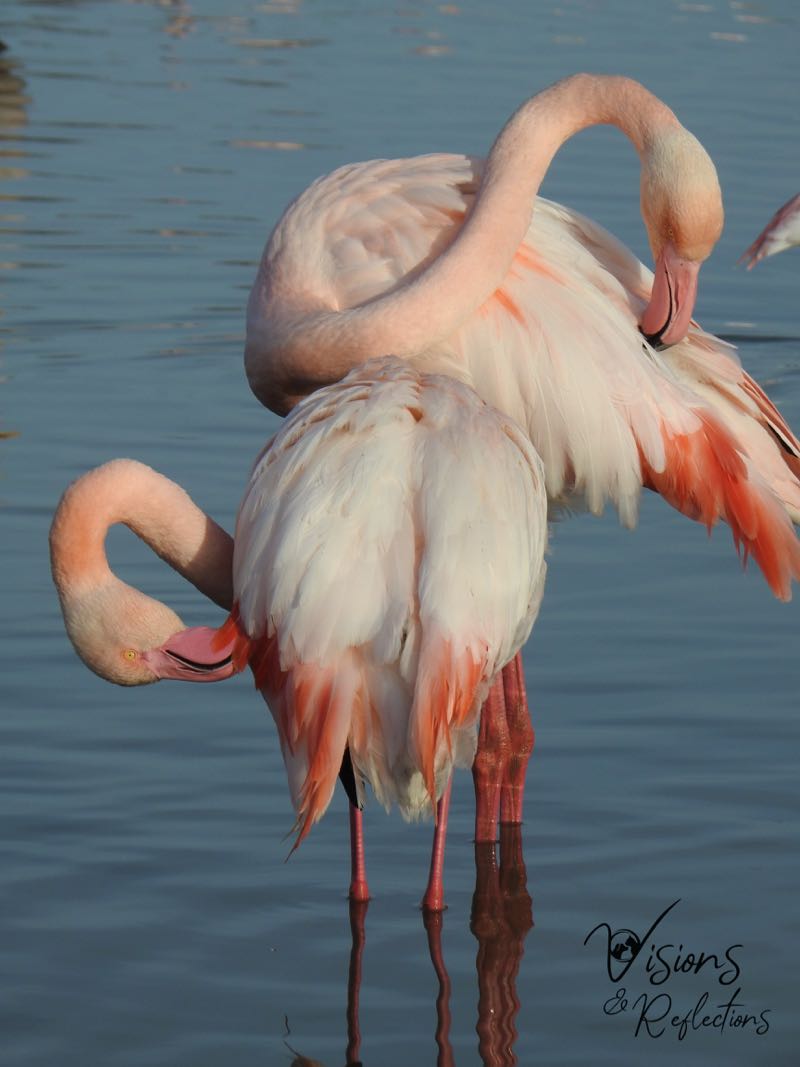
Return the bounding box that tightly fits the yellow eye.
[123,649,137,661]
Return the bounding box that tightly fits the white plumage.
[247,152,800,595]
[232,357,547,836]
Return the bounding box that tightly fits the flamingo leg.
[421,777,453,912]
[499,652,534,826]
[472,674,510,842]
[348,804,370,902]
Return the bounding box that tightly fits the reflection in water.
[345,898,368,1066]
[0,44,27,441]
[133,0,195,39]
[470,826,533,1067]
[289,826,533,1065]
[424,910,455,1067]
[0,48,28,133]
[287,1043,325,1067]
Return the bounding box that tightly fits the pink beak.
[640,243,701,348]
[143,625,242,683]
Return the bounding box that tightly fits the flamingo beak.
[143,625,240,683]
[640,243,701,349]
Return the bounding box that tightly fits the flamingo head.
[56,575,186,685]
[57,576,235,686]
[639,127,724,348]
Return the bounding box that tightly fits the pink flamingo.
[50,359,549,911]
[244,71,800,841]
[740,192,800,269]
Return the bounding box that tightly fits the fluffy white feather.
[233,357,548,826]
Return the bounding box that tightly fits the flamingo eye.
[123,649,138,661]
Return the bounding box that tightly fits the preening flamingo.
[244,71,800,833]
[740,192,800,269]
[50,358,549,911]
[49,459,235,684]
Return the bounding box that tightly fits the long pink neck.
[50,459,234,610]
[390,75,674,333]
[267,74,679,390]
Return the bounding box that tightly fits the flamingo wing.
[253,154,478,313]
[253,155,800,597]
[483,202,800,596]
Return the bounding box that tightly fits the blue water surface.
[1,1,799,1064]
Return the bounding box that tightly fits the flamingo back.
[232,358,548,841]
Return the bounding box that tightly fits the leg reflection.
[345,898,369,1066]
[471,824,533,1067]
[422,909,456,1067]
[421,824,534,1067]
[286,829,532,1066]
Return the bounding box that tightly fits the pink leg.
[348,805,370,902]
[421,777,453,912]
[472,674,510,842]
[499,652,534,826]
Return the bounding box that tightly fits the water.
[2,1,799,1064]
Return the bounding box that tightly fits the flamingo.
[740,192,800,269]
[243,71,800,836]
[50,358,549,911]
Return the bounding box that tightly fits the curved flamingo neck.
[50,459,234,610]
[406,74,676,327]
[250,74,680,409]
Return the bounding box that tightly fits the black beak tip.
[639,324,667,352]
[164,649,233,674]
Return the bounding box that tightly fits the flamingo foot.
[422,778,452,912]
[348,805,370,902]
